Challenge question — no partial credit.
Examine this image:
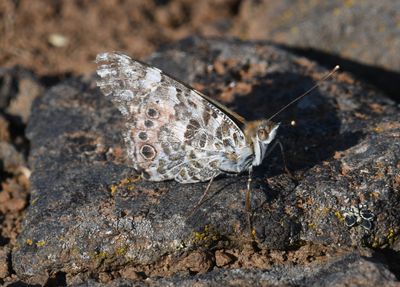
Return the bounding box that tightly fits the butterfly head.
[244,120,280,166]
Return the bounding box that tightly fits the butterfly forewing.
[96,52,250,183]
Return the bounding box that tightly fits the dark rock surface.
[11,37,400,285]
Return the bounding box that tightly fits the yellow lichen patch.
[26,239,33,246]
[31,198,38,205]
[70,247,80,257]
[192,225,221,244]
[36,240,46,247]
[333,8,341,16]
[334,211,345,222]
[116,246,127,256]
[386,228,398,245]
[96,251,108,259]
[110,185,118,196]
[371,237,380,248]
[130,176,142,183]
[316,207,331,216]
[387,229,395,239]
[281,10,293,21]
[344,0,355,7]
[110,175,141,195]
[290,26,299,34]
[193,226,209,242]
[307,222,316,229]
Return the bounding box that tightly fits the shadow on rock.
[233,71,363,175]
[278,45,400,103]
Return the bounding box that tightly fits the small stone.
[98,272,112,283]
[0,115,10,142]
[119,267,144,280]
[0,247,10,278]
[180,251,213,274]
[213,61,225,75]
[215,250,234,267]
[48,33,69,48]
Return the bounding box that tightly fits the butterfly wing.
[96,52,252,183]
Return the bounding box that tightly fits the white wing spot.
[118,106,128,116]
[97,66,117,78]
[115,53,131,65]
[168,86,177,98]
[142,68,161,89]
[118,90,134,101]
[122,66,138,78]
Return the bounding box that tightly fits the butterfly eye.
[257,129,268,140]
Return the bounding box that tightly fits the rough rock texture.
[237,0,400,71]
[11,37,400,285]
[235,0,400,102]
[0,68,37,286]
[73,252,398,287]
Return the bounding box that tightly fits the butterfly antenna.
[267,65,340,122]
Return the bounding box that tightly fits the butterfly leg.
[186,174,217,218]
[245,167,253,234]
[265,140,296,181]
[274,139,296,181]
[245,167,253,212]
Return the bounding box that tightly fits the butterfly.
[95,52,338,210]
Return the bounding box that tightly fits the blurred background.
[0,0,399,100]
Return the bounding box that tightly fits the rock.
[237,0,400,69]
[0,247,10,279]
[0,67,43,124]
[0,68,34,286]
[0,115,10,142]
[235,0,400,100]
[215,250,234,267]
[12,37,400,284]
[72,252,398,287]
[0,142,25,175]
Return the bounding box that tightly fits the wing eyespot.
[138,131,148,141]
[140,144,157,160]
[146,108,159,119]
[144,119,154,128]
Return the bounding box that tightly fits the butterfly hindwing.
[96,52,250,183]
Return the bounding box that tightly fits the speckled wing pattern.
[96,52,252,183]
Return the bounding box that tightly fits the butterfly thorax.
[243,120,280,167]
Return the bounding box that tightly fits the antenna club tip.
[334,65,340,70]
